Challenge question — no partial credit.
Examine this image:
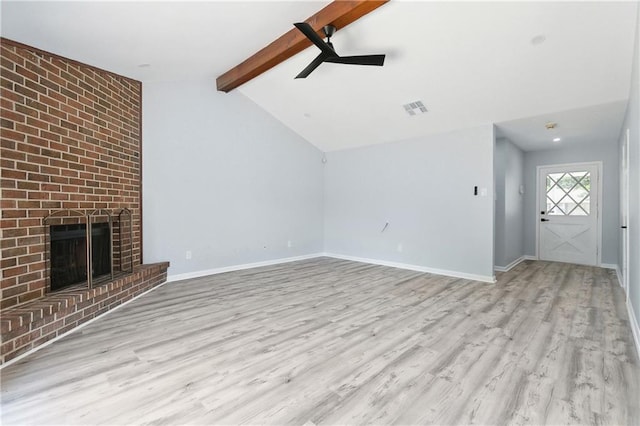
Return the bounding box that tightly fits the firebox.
[50,223,111,291]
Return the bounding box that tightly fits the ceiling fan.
[293,22,386,79]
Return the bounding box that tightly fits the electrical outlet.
[186,250,192,260]
[287,240,292,248]
[397,243,403,252]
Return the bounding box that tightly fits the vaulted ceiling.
[2,1,637,152]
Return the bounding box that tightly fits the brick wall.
[1,38,143,310]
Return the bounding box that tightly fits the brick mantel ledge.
[0,262,169,364]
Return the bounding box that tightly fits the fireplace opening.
[50,223,111,291]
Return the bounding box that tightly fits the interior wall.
[142,80,324,277]
[523,142,620,264]
[494,137,525,268]
[324,125,495,281]
[619,2,640,339]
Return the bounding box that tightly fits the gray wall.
[142,80,324,276]
[523,143,620,264]
[619,4,640,334]
[495,138,525,268]
[324,125,495,280]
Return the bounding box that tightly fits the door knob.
[541,218,550,222]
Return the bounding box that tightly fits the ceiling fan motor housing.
[323,25,336,39]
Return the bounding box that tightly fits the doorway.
[537,162,602,266]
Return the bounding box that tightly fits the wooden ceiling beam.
[216,0,389,93]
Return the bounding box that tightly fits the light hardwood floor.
[1,258,639,425]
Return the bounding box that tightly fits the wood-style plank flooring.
[1,258,639,425]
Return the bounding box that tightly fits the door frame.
[622,129,630,298]
[535,161,603,266]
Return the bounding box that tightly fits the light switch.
[480,188,488,196]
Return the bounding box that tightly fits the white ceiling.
[2,1,637,152]
[495,101,628,151]
[0,1,330,81]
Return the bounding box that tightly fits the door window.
[546,171,591,216]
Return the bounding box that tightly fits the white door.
[621,130,630,297]
[538,163,600,266]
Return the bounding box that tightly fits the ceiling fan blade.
[295,53,331,79]
[325,54,386,66]
[294,22,336,56]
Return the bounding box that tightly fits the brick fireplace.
[1,38,169,364]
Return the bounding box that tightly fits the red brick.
[18,254,41,265]
[14,329,41,348]
[17,290,42,304]
[15,65,40,82]
[19,272,42,284]
[0,199,16,209]
[1,109,26,123]
[17,181,39,190]
[1,169,27,180]
[2,228,28,238]
[1,258,17,269]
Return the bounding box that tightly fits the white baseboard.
[494,256,527,272]
[1,275,172,370]
[608,268,636,361]
[167,253,325,282]
[627,297,640,363]
[614,266,624,288]
[323,253,496,283]
[169,252,496,284]
[523,255,538,261]
[600,263,618,270]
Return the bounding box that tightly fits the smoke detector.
[531,35,546,46]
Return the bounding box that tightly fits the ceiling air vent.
[403,101,428,116]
